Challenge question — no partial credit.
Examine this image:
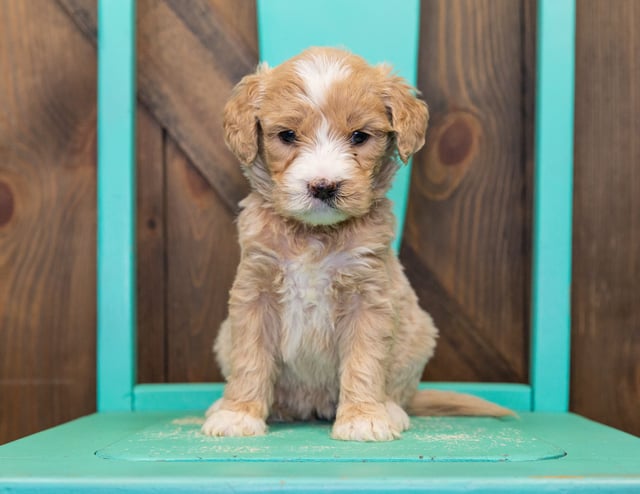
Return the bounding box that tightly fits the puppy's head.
[224,47,428,226]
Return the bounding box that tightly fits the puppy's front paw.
[201,409,267,437]
[385,401,410,432]
[205,398,223,417]
[331,402,401,442]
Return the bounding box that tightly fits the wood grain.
[136,106,166,383]
[405,0,532,383]
[0,0,97,444]
[165,137,240,383]
[571,0,640,436]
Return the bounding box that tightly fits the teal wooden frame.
[96,0,574,415]
[530,0,575,412]
[97,0,137,412]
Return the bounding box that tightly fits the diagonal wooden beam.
[57,0,257,214]
[57,0,98,39]
[163,0,255,83]
[400,242,524,383]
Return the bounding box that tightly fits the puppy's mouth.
[296,197,348,226]
[284,179,346,226]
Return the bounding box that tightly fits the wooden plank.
[403,0,532,383]
[0,0,97,443]
[572,0,640,436]
[521,0,537,376]
[165,137,240,383]
[136,106,166,384]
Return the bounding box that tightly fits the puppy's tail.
[407,389,515,417]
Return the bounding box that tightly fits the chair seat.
[1,411,638,492]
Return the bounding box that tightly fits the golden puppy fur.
[202,47,511,442]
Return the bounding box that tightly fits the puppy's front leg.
[202,260,279,437]
[332,290,403,442]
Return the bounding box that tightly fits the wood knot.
[415,111,481,201]
[0,180,14,228]
[439,117,474,166]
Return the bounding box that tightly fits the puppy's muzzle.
[308,179,340,202]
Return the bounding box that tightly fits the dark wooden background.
[1,0,638,445]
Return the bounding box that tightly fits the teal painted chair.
[1,1,638,492]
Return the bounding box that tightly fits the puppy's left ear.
[381,70,429,163]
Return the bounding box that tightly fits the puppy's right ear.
[223,64,269,165]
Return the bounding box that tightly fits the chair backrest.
[96,0,575,414]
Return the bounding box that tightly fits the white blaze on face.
[282,118,353,225]
[278,53,355,225]
[294,53,351,107]
[290,118,352,184]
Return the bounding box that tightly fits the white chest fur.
[278,251,349,368]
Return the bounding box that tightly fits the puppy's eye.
[278,130,297,144]
[350,130,370,145]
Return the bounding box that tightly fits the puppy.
[202,47,511,442]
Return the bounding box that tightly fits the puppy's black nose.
[308,179,339,201]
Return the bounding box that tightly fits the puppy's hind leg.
[385,306,438,421]
[388,306,513,417]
